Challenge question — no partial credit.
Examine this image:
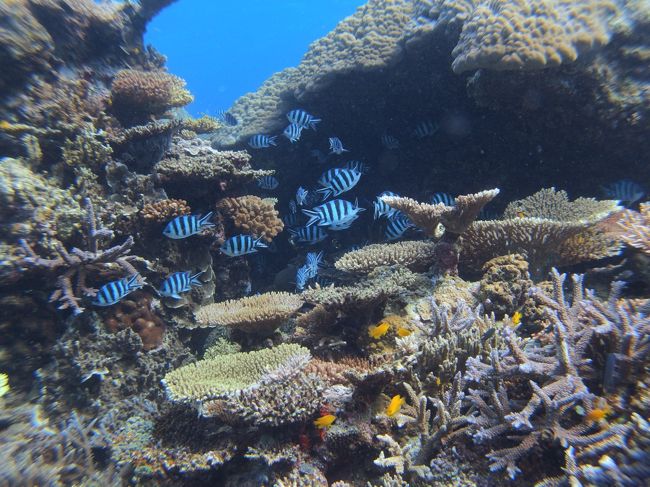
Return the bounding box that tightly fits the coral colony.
[0,0,649,486]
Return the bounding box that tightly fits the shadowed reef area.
[0,1,649,486]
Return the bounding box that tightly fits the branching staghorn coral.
[193,292,304,335]
[462,269,646,482]
[217,196,284,243]
[614,203,650,255]
[335,240,438,274]
[382,189,499,238]
[19,198,142,315]
[461,188,622,278]
[162,344,324,426]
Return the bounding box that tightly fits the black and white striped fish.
[163,213,214,239]
[288,225,328,244]
[602,179,645,206]
[305,251,323,278]
[431,192,455,206]
[386,215,413,240]
[248,134,278,148]
[328,137,348,155]
[287,109,321,130]
[283,212,299,227]
[295,265,311,292]
[159,271,203,299]
[283,123,304,143]
[317,168,361,200]
[413,120,437,138]
[374,191,399,220]
[216,110,238,126]
[328,216,359,231]
[303,199,364,227]
[343,160,370,174]
[381,134,399,149]
[289,200,297,214]
[296,187,308,206]
[93,274,143,306]
[220,235,268,257]
[257,175,279,190]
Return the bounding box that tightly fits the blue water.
[145,0,367,116]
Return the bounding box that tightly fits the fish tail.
[268,136,278,146]
[126,273,144,290]
[189,270,204,287]
[254,237,268,249]
[302,209,320,227]
[198,212,215,228]
[309,119,321,130]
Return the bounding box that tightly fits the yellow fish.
[313,414,336,429]
[368,322,390,339]
[386,394,405,417]
[512,311,522,325]
[396,327,412,337]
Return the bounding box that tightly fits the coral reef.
[193,292,304,335]
[614,203,650,255]
[334,240,438,274]
[478,254,532,318]
[103,292,166,351]
[140,198,191,225]
[217,195,284,243]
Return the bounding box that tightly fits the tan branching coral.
[193,292,304,335]
[382,189,499,238]
[436,0,619,73]
[140,199,190,224]
[334,241,437,274]
[110,69,193,120]
[217,196,283,243]
[614,203,650,255]
[162,344,323,426]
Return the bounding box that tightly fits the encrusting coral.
[140,198,191,225]
[217,195,284,243]
[478,254,532,318]
[162,344,324,426]
[334,240,437,274]
[193,292,304,335]
[461,188,623,278]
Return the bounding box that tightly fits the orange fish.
[512,311,522,325]
[396,327,412,337]
[313,414,336,429]
[368,322,390,339]
[386,394,405,417]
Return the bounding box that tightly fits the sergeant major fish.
[328,137,348,155]
[283,123,304,143]
[317,168,361,200]
[216,110,237,126]
[386,214,413,240]
[296,187,308,206]
[343,160,370,174]
[295,265,311,292]
[248,134,278,148]
[257,175,279,190]
[302,199,365,227]
[381,134,399,149]
[287,109,321,130]
[221,235,268,257]
[431,192,455,206]
[305,251,323,278]
[288,226,328,245]
[163,213,214,239]
[413,120,437,139]
[159,271,203,299]
[93,274,143,306]
[602,179,645,206]
[373,191,399,220]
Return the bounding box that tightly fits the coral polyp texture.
[442,0,619,73]
[217,195,284,242]
[614,203,650,255]
[334,240,438,274]
[193,292,304,334]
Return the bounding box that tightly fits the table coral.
[193,292,304,335]
[334,240,438,274]
[614,203,650,255]
[217,195,284,243]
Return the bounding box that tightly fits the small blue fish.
[288,226,328,245]
[374,191,399,220]
[289,200,298,214]
[163,213,214,239]
[328,216,359,231]
[216,110,238,126]
[283,123,304,143]
[93,274,143,306]
[303,199,364,227]
[386,215,414,240]
[257,175,279,190]
[602,180,645,206]
[159,271,203,299]
[381,134,399,149]
[220,235,268,257]
[329,137,348,155]
[248,134,278,148]
[287,109,321,130]
[295,265,311,292]
[317,168,361,200]
[431,192,455,206]
[296,187,309,206]
[343,160,370,174]
[305,251,323,278]
[413,120,437,138]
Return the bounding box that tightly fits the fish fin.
[302,209,320,227]
[309,119,321,130]
[189,271,204,286]
[254,237,268,249]
[268,136,278,146]
[126,273,144,290]
[199,212,215,228]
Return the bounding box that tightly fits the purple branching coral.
[463,269,648,483]
[19,198,144,315]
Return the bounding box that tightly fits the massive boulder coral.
[478,254,532,317]
[193,292,304,335]
[162,344,323,426]
[217,196,284,243]
[334,240,438,274]
[432,0,619,73]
